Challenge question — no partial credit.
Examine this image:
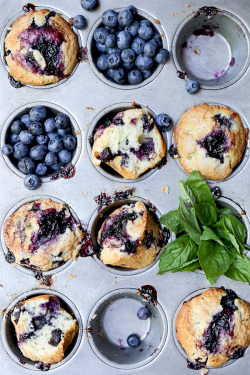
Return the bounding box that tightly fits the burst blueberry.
[18,158,36,174]
[185,78,200,94]
[127,334,140,348]
[73,15,86,29]
[81,0,98,10]
[155,48,170,63]
[24,174,40,190]
[128,69,142,84]
[118,9,133,27]
[29,106,47,122]
[102,10,118,28]
[137,306,151,320]
[19,130,34,144]
[155,113,172,131]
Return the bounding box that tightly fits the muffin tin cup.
[87,8,168,90]
[0,101,82,182]
[87,102,168,183]
[1,195,83,277]
[173,287,249,369]
[0,5,83,89]
[1,288,83,371]
[88,195,175,276]
[172,8,250,89]
[171,102,250,183]
[87,287,168,369]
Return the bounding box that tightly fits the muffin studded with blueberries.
[174,103,248,180]
[4,9,79,85]
[3,198,84,271]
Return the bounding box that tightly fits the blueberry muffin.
[175,288,250,369]
[91,108,166,179]
[11,295,78,366]
[4,9,79,85]
[174,104,248,180]
[3,198,84,271]
[98,200,163,269]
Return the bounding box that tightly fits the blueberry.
[96,42,108,53]
[21,114,32,128]
[44,118,56,133]
[33,316,47,330]
[121,48,135,64]
[118,9,133,27]
[24,174,40,190]
[127,5,137,16]
[135,54,154,70]
[73,15,86,29]
[2,144,13,156]
[58,149,72,164]
[107,68,116,79]
[144,41,157,57]
[48,138,64,153]
[107,52,121,69]
[105,34,116,48]
[137,306,151,320]
[97,54,108,71]
[36,163,47,176]
[11,120,25,135]
[128,69,142,84]
[51,162,64,171]
[45,152,58,166]
[138,22,153,41]
[125,20,139,37]
[48,132,60,141]
[19,130,34,145]
[185,78,200,94]
[49,329,62,347]
[18,158,36,174]
[127,334,140,348]
[117,31,132,50]
[57,127,71,137]
[152,33,163,48]
[94,27,109,45]
[11,133,19,144]
[29,106,47,122]
[29,122,44,136]
[132,37,146,55]
[123,61,135,70]
[108,47,118,55]
[30,145,47,160]
[155,48,170,63]
[55,113,70,129]
[155,113,172,131]
[81,0,98,10]
[36,135,48,145]
[140,19,151,27]
[141,69,152,79]
[13,142,29,159]
[102,10,118,28]
[113,68,126,84]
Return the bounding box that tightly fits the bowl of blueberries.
[87,5,170,88]
[1,102,81,190]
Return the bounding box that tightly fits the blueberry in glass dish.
[3,198,84,271]
[4,8,79,86]
[11,295,78,368]
[175,288,250,369]
[90,5,169,86]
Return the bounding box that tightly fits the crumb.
[11,263,16,267]
[185,14,188,18]
[0,284,3,287]
[187,4,190,8]
[87,335,91,339]
[86,107,95,110]
[68,17,73,26]
[131,100,136,107]
[114,281,117,284]
[89,58,92,61]
[183,10,185,13]
[160,34,163,37]
[75,130,79,135]
[92,313,97,320]
[161,186,169,194]
[69,273,77,278]
[193,49,200,55]
[85,123,90,127]
[240,210,246,215]
[172,14,175,17]
[192,10,195,13]
[2,308,7,315]
[153,18,161,24]
[201,369,209,375]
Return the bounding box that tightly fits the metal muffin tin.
[0,1,250,375]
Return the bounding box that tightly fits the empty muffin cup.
[172,7,250,89]
[87,287,168,369]
[1,289,83,371]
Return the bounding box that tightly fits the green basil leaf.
[219,208,232,218]
[193,203,218,226]
[158,234,198,274]
[244,244,250,251]
[184,170,216,208]
[198,240,236,285]
[200,226,224,246]
[171,259,200,273]
[159,210,184,234]
[178,197,201,245]
[179,180,196,204]
[225,254,250,285]
[221,214,247,246]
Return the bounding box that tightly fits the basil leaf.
[159,210,184,234]
[158,234,198,274]
[225,254,250,285]
[200,226,224,246]
[221,214,247,247]
[244,244,250,251]
[194,203,218,226]
[219,208,232,218]
[198,240,236,285]
[178,197,201,245]
[171,259,200,273]
[179,180,196,204]
[184,170,216,208]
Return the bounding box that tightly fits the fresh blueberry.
[155,48,170,63]
[144,41,157,57]
[127,334,140,348]
[121,48,135,64]
[125,20,139,37]
[102,10,118,28]
[152,33,163,48]
[18,158,36,174]
[21,114,32,128]
[63,135,77,150]
[2,144,13,156]
[30,145,47,160]
[55,113,70,129]
[118,9,133,27]
[36,163,47,176]
[48,138,64,153]
[44,118,56,133]
[128,69,142,84]
[138,22,153,40]
[155,113,172,131]
[45,152,58,166]
[29,106,47,122]
[81,0,98,10]
[140,19,151,27]
[11,134,19,144]
[96,42,108,53]
[135,54,154,70]
[97,54,108,71]
[117,31,132,50]
[94,27,109,45]
[126,5,137,16]
[107,52,121,69]
[107,68,116,79]
[36,135,48,145]
[48,132,60,141]
[11,120,25,134]
[131,37,146,55]
[51,162,64,171]
[113,68,126,84]
[141,69,152,79]
[73,15,86,29]
[137,306,151,320]
[105,34,116,48]
[29,122,44,136]
[24,174,40,190]
[185,78,200,94]
[123,61,135,70]
[57,127,71,137]
[58,149,72,164]
[13,142,29,159]
[19,130,34,145]
[108,47,118,55]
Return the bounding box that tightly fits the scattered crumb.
[87,335,91,339]
[114,281,117,284]
[131,100,136,107]
[183,10,185,13]
[75,130,79,135]
[68,17,73,26]
[201,369,209,375]
[86,107,95,110]
[192,10,195,13]
[160,33,163,37]
[89,58,92,61]
[0,284,3,287]
[92,313,97,320]
[187,4,190,8]
[172,14,175,17]
[7,26,12,31]
[193,49,200,55]
[69,273,77,279]
[11,263,16,267]
[153,18,161,24]
[240,210,246,215]
[185,14,188,18]
[161,186,169,194]
[2,308,7,315]
[85,123,90,127]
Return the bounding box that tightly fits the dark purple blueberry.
[18,158,36,174]
[11,133,19,144]
[155,113,172,131]
[105,34,116,48]
[125,20,139,37]
[97,53,108,71]
[102,9,118,28]
[48,296,60,312]
[94,27,109,45]
[73,15,86,29]
[29,106,47,122]
[97,147,114,162]
[11,120,25,134]
[135,54,154,70]
[44,118,56,133]
[45,152,58,166]
[63,135,76,150]
[30,145,47,160]
[138,22,153,41]
[5,251,15,263]
[132,37,146,55]
[2,144,13,156]
[137,306,151,320]
[24,174,40,190]
[118,9,133,27]
[13,142,29,159]
[36,163,48,176]
[29,122,44,136]
[20,258,30,266]
[139,285,157,305]
[130,138,155,160]
[35,362,50,371]
[81,0,98,10]
[55,113,70,129]
[214,114,233,129]
[12,307,21,324]
[19,130,34,145]
[49,328,62,346]
[128,69,142,84]
[187,359,206,370]
[127,334,140,348]
[57,127,71,137]
[185,78,200,94]
[169,144,178,158]
[36,135,48,145]
[21,114,32,128]
[58,149,72,164]
[117,30,132,50]
[121,48,135,64]
[32,315,47,330]
[198,130,228,163]
[142,230,154,248]
[155,48,170,63]
[113,67,126,84]
[142,114,154,132]
[211,186,221,199]
[48,138,64,153]
[232,348,245,359]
